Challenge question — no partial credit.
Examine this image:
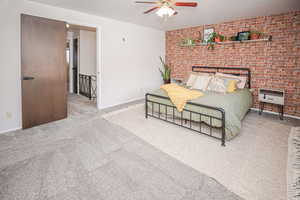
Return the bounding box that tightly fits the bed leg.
[221,111,226,147]
[221,138,225,147]
[145,94,148,119]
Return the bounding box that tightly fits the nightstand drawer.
[258,88,285,120]
[258,88,284,105]
[259,94,284,105]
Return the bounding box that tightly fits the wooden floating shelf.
[180,37,272,47]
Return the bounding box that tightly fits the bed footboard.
[145,93,226,146]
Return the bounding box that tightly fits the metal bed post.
[88,76,92,100]
[145,93,149,119]
[221,110,226,146]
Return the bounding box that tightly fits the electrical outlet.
[5,112,12,119]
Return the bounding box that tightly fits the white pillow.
[207,76,227,93]
[186,73,198,87]
[215,72,247,89]
[185,72,211,87]
[192,75,212,91]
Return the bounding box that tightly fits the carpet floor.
[103,104,300,200]
[0,95,242,200]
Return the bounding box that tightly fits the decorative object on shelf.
[229,36,238,41]
[237,31,250,41]
[203,28,214,43]
[135,0,197,18]
[159,56,171,84]
[250,30,263,40]
[206,32,217,50]
[195,31,202,43]
[206,32,225,50]
[178,31,271,48]
[181,38,196,46]
[214,33,225,42]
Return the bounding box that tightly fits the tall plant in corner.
[159,56,171,84]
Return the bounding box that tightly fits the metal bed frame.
[145,66,251,146]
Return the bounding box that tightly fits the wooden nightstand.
[258,88,285,120]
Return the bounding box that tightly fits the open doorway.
[66,24,98,110]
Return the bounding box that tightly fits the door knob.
[23,76,35,80]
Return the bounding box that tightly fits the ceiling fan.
[135,0,198,17]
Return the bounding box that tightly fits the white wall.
[79,30,97,76]
[0,0,165,133]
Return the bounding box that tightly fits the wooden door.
[21,14,67,129]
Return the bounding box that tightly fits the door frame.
[63,21,101,110]
[20,13,102,119]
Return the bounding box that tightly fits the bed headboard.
[192,66,251,88]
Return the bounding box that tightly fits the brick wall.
[166,11,300,117]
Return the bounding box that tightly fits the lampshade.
[156,6,175,17]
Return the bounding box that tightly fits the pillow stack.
[184,71,246,93]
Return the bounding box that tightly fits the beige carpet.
[0,96,244,200]
[103,104,294,200]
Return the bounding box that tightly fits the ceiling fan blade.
[170,7,178,15]
[135,1,157,4]
[175,2,198,7]
[144,7,159,14]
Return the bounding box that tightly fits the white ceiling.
[29,0,300,30]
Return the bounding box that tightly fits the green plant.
[206,32,225,50]
[207,32,216,42]
[249,30,264,40]
[181,38,196,46]
[206,32,215,50]
[159,56,171,83]
[250,30,263,35]
[215,33,225,41]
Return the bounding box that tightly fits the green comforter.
[147,88,252,140]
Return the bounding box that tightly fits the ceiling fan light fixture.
[156,5,175,17]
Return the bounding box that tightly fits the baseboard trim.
[99,97,144,110]
[0,127,22,135]
[251,108,300,120]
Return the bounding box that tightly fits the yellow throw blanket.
[160,83,203,112]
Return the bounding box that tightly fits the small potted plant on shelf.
[250,30,262,40]
[181,38,196,46]
[207,32,225,50]
[207,32,216,50]
[159,56,171,84]
[214,33,225,42]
